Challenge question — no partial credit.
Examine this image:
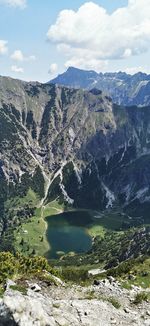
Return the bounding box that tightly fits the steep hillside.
[1,75,150,249]
[51,67,150,107]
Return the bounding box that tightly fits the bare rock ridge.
[50,67,150,107]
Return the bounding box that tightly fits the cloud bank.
[47,0,150,71]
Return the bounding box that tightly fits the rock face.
[51,67,150,107]
[0,281,150,326]
[1,75,150,235]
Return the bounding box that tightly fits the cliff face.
[1,76,150,226]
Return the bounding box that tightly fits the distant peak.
[66,66,98,75]
[67,66,76,71]
[67,66,78,71]
[66,67,82,73]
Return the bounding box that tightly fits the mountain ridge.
[50,67,150,107]
[1,75,150,252]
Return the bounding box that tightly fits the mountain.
[1,75,150,314]
[1,74,150,246]
[50,67,150,107]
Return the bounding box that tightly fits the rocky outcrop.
[0,280,150,325]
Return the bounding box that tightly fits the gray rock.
[30,283,41,292]
[110,318,117,324]
[107,276,115,283]
[6,280,16,291]
[0,287,138,326]
[93,280,100,286]
[124,307,130,313]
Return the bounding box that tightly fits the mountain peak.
[66,66,97,74]
[50,67,150,106]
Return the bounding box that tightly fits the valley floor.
[13,201,124,261]
[13,200,65,257]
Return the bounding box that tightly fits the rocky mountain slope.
[1,276,150,326]
[51,67,150,107]
[1,250,150,326]
[0,75,150,325]
[1,75,150,239]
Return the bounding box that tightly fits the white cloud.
[28,55,36,61]
[124,66,150,75]
[11,50,24,61]
[57,44,108,72]
[47,0,150,71]
[122,49,133,59]
[0,40,8,55]
[65,56,108,72]
[11,50,36,62]
[0,0,26,8]
[11,65,24,73]
[48,63,58,75]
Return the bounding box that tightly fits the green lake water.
[45,210,93,259]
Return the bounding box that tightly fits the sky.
[0,0,150,82]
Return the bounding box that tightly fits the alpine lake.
[45,210,96,259]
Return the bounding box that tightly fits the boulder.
[30,283,41,292]
[93,280,100,286]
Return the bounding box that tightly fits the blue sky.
[0,0,149,82]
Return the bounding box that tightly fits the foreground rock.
[0,279,150,325]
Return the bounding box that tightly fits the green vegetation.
[61,266,88,283]
[0,164,46,253]
[0,188,40,252]
[106,259,136,277]
[10,285,27,295]
[46,176,62,203]
[5,188,39,211]
[82,291,121,308]
[14,167,45,200]
[10,197,150,289]
[119,257,150,289]
[87,224,105,238]
[53,303,60,309]
[87,210,124,239]
[0,287,4,298]
[60,256,146,287]
[43,200,64,216]
[13,201,64,257]
[58,224,150,272]
[13,209,49,257]
[31,166,45,199]
[84,290,96,300]
[0,251,59,285]
[133,292,149,305]
[106,297,121,309]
